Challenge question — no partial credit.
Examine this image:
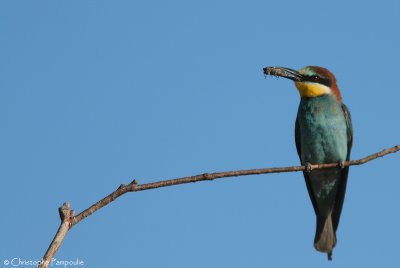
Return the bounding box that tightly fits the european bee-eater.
[263,66,353,260]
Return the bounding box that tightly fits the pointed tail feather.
[314,213,337,260]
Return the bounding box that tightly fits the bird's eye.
[311,75,319,80]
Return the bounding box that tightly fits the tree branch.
[38,145,400,268]
[39,203,74,268]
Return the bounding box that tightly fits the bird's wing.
[331,103,353,231]
[342,103,354,160]
[295,117,318,215]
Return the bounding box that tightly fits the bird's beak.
[263,67,304,82]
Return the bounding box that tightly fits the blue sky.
[1,0,399,267]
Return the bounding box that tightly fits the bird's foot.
[339,160,346,169]
[327,251,333,261]
[305,162,313,173]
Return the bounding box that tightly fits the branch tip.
[58,202,72,221]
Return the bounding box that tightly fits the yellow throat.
[295,81,332,98]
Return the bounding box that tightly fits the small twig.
[38,145,400,268]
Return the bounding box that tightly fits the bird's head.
[263,66,342,101]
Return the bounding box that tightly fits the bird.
[263,66,353,260]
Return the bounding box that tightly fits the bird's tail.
[314,212,336,260]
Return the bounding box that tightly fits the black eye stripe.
[306,75,331,87]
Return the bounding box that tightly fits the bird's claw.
[339,160,346,169]
[305,162,313,173]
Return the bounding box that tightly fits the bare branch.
[38,145,400,268]
[39,203,73,268]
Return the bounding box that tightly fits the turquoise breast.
[297,94,348,164]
